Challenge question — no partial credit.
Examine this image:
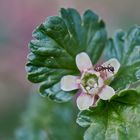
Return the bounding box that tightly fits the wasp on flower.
[60,52,120,110]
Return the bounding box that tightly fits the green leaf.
[105,26,140,90]
[26,8,107,102]
[77,89,140,140]
[15,93,85,140]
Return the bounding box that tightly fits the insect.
[94,64,114,73]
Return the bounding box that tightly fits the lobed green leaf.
[77,89,140,140]
[26,8,107,102]
[105,26,140,91]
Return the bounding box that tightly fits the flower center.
[80,71,98,95]
[87,78,97,87]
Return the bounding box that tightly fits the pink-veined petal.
[98,85,115,100]
[76,52,92,72]
[102,58,120,78]
[76,93,94,110]
[60,75,79,91]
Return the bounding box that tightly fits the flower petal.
[60,75,79,91]
[88,88,98,95]
[76,52,92,72]
[98,77,104,87]
[76,93,94,110]
[102,58,120,78]
[98,85,115,100]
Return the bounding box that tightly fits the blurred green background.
[0,0,140,139]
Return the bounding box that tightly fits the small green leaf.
[26,8,107,102]
[77,89,140,140]
[105,26,140,90]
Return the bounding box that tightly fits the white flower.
[60,52,120,110]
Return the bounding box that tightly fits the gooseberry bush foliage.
[26,8,140,140]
